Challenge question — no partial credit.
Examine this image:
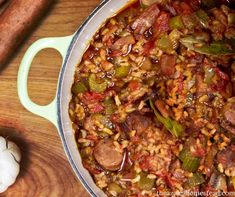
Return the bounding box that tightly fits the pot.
[17,0,133,196]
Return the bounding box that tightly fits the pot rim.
[57,0,116,196]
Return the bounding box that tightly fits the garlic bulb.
[0,136,21,193]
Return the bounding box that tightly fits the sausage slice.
[223,99,235,126]
[216,147,235,169]
[93,139,123,171]
[0,0,53,66]
[126,112,152,135]
[221,98,235,134]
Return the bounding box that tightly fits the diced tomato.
[160,54,176,76]
[82,161,102,175]
[173,1,194,15]
[86,134,98,142]
[89,103,104,113]
[211,81,228,93]
[82,92,105,112]
[228,184,235,192]
[155,171,177,189]
[210,68,230,93]
[184,0,201,11]
[131,135,140,143]
[122,170,136,180]
[128,80,140,91]
[143,39,155,55]
[132,152,144,161]
[139,156,152,171]
[139,155,168,172]
[83,92,105,103]
[106,36,114,47]
[181,2,194,15]
[153,11,170,36]
[192,145,206,157]
[214,67,230,81]
[83,47,96,60]
[163,175,177,189]
[110,49,123,57]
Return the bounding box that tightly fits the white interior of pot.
[58,0,131,196]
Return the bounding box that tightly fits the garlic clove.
[0,151,20,186]
[0,136,21,193]
[0,137,7,151]
[0,184,9,193]
[7,141,21,163]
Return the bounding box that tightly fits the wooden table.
[0,0,100,196]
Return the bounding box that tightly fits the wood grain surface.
[0,0,100,196]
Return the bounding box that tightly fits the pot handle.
[17,35,73,129]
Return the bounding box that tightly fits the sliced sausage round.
[216,147,235,169]
[126,112,152,135]
[223,98,235,126]
[93,139,123,171]
[221,98,235,134]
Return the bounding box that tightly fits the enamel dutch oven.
[17,0,134,196]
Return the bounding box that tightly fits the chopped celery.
[169,29,182,49]
[180,36,235,55]
[140,0,161,8]
[204,67,215,84]
[180,36,204,49]
[138,172,155,191]
[201,41,235,55]
[169,16,184,29]
[187,173,205,187]
[104,99,116,115]
[103,99,114,105]
[196,9,210,28]
[92,113,113,129]
[105,106,115,115]
[179,148,200,172]
[169,29,181,41]
[115,66,130,78]
[157,35,173,53]
[98,131,109,138]
[72,82,88,94]
[182,156,200,172]
[108,183,123,194]
[150,99,184,138]
[88,73,107,93]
